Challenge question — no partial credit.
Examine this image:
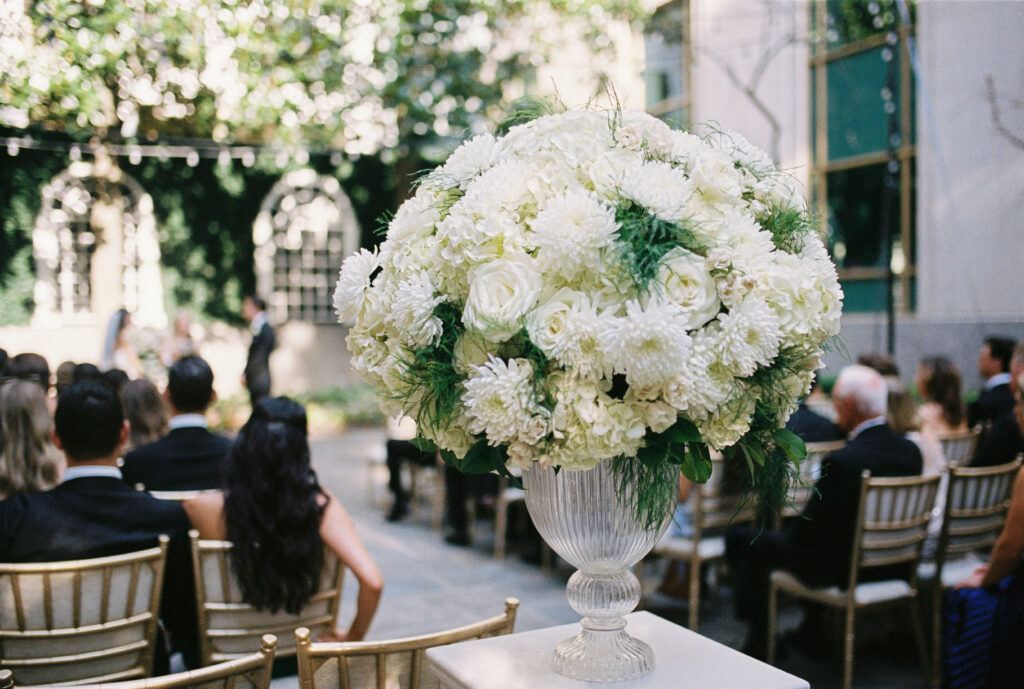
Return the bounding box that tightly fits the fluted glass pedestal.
[523,459,674,682]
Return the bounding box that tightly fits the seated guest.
[122,355,231,491]
[968,336,1016,428]
[972,343,1024,467]
[186,397,383,641]
[0,380,64,498]
[54,360,76,397]
[71,362,103,385]
[3,352,53,415]
[915,355,967,436]
[953,390,1024,688]
[0,380,198,668]
[725,365,923,659]
[121,378,170,453]
[786,377,841,442]
[384,415,438,522]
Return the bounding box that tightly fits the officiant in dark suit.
[241,295,275,407]
[122,355,232,491]
[0,380,199,669]
[725,365,923,659]
[967,336,1016,428]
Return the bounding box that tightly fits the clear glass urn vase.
[523,458,674,682]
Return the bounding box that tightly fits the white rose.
[691,149,743,200]
[526,287,588,359]
[452,332,492,374]
[520,415,550,445]
[615,122,643,150]
[463,254,542,343]
[644,401,678,434]
[656,248,721,330]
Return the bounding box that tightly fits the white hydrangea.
[337,109,843,472]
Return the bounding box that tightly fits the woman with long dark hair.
[916,355,968,434]
[185,397,383,640]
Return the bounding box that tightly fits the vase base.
[552,626,655,682]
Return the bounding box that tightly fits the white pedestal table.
[427,611,809,689]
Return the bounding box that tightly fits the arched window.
[32,162,163,327]
[253,169,360,324]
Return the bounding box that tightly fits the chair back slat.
[692,457,757,535]
[938,429,981,466]
[296,599,518,689]
[936,459,1020,566]
[10,634,277,689]
[782,441,845,518]
[0,537,167,685]
[191,531,345,664]
[854,473,940,576]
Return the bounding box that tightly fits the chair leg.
[909,594,931,686]
[494,498,508,560]
[688,558,701,631]
[767,581,778,664]
[843,606,856,689]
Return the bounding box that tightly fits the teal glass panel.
[826,163,894,269]
[840,278,888,312]
[827,45,900,160]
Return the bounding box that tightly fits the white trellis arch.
[31,162,165,328]
[253,168,360,324]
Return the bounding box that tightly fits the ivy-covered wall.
[0,130,400,327]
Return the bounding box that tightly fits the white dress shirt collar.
[847,415,887,441]
[168,414,208,431]
[250,311,267,335]
[985,372,1012,391]
[62,465,123,483]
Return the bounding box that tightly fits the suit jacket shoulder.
[122,427,233,491]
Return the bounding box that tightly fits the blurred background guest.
[160,308,199,367]
[102,308,144,380]
[968,336,1016,428]
[0,380,64,499]
[120,378,169,454]
[54,360,77,398]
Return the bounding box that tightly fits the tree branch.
[985,74,1024,151]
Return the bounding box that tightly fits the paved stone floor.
[269,427,932,689]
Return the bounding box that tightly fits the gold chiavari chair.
[147,490,218,503]
[640,455,758,631]
[767,471,941,689]
[777,440,846,524]
[295,597,519,689]
[937,427,983,467]
[921,457,1020,686]
[190,531,344,666]
[9,635,276,689]
[0,536,168,685]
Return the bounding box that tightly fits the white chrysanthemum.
[697,392,757,449]
[553,300,614,381]
[428,133,503,190]
[387,189,441,242]
[387,271,445,349]
[714,298,783,377]
[333,248,380,325]
[601,300,692,388]
[462,357,547,446]
[619,161,694,222]
[667,130,707,165]
[529,191,617,279]
[589,147,645,199]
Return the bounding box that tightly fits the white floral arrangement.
[334,108,842,511]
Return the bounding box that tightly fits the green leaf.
[459,439,505,474]
[411,436,438,453]
[774,428,807,464]
[744,441,767,467]
[680,444,712,483]
[638,440,669,469]
[659,418,702,445]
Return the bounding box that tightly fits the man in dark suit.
[967,336,1016,428]
[241,295,275,407]
[0,380,199,668]
[972,342,1024,467]
[726,365,923,659]
[122,355,233,491]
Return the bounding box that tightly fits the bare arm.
[958,468,1024,588]
[319,491,384,641]
[183,492,227,539]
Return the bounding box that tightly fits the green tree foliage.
[0,0,645,323]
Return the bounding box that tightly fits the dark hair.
[121,379,169,450]
[856,351,900,378]
[919,356,965,427]
[54,381,124,461]
[985,337,1016,373]
[55,361,76,396]
[224,397,325,614]
[168,355,214,413]
[4,352,50,390]
[244,295,266,311]
[103,368,130,395]
[72,363,103,385]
